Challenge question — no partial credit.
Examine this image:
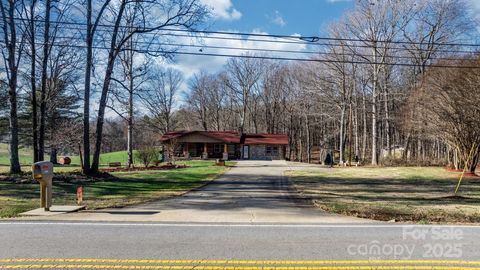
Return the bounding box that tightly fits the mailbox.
[32,161,54,211]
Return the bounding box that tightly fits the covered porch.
[161,131,242,161]
[179,142,241,160]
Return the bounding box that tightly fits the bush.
[135,147,158,167]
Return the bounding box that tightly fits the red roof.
[244,134,288,145]
[161,131,288,145]
[160,130,241,143]
[160,130,190,141]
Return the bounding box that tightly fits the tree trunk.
[127,74,134,168]
[49,148,57,164]
[240,88,248,133]
[339,102,346,165]
[384,70,391,157]
[371,46,378,166]
[469,150,479,174]
[29,0,39,163]
[348,104,353,165]
[362,90,367,161]
[202,107,208,131]
[403,132,411,160]
[91,1,127,173]
[126,40,134,168]
[1,1,21,173]
[8,73,20,173]
[82,0,93,174]
[304,112,311,163]
[39,0,51,161]
[354,95,359,158]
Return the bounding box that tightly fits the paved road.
[5,161,480,268]
[20,160,366,223]
[0,222,479,269]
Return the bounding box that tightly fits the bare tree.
[401,0,472,160]
[37,0,51,161]
[0,0,25,173]
[413,57,480,173]
[142,67,182,134]
[342,0,413,165]
[108,21,150,168]
[20,0,40,162]
[207,74,225,131]
[187,71,211,131]
[82,0,111,174]
[224,55,265,133]
[90,0,208,173]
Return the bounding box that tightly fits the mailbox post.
[32,161,54,211]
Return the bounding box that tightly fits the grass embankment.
[287,167,480,224]
[0,160,233,218]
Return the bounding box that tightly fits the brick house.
[160,131,288,160]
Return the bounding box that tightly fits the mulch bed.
[463,172,479,177]
[444,167,479,178]
[445,168,463,172]
[100,164,188,172]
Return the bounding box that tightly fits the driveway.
[20,160,372,223]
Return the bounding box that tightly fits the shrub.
[135,147,158,167]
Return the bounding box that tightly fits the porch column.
[202,143,208,159]
[183,143,190,159]
[222,144,229,160]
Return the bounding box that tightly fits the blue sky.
[165,0,355,80]
[164,0,479,84]
[209,0,354,36]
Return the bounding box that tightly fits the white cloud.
[200,0,242,21]
[326,0,351,3]
[466,0,480,13]
[268,10,287,27]
[160,30,307,98]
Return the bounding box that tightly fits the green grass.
[287,166,480,224]
[68,150,139,167]
[0,143,33,166]
[0,143,140,173]
[0,160,233,218]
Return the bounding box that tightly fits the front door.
[243,145,249,160]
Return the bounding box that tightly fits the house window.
[266,146,279,156]
[214,144,223,153]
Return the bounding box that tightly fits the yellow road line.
[1,259,480,265]
[1,265,480,270]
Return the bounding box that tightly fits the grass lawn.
[0,143,138,173]
[0,143,32,166]
[0,160,233,218]
[287,166,480,224]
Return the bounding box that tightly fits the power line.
[8,18,480,54]
[46,36,480,61]
[21,27,475,55]
[29,34,480,63]
[10,40,480,69]
[14,16,480,48]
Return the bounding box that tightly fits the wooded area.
[0,0,479,174]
